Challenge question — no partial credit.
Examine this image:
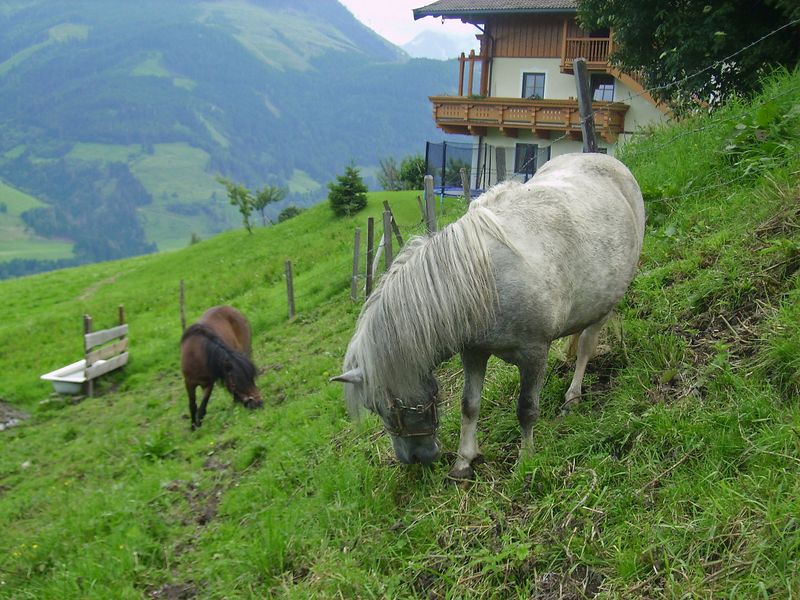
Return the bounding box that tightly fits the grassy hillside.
[1,71,799,598]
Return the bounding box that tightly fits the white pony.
[333,153,645,480]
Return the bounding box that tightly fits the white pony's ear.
[329,368,364,384]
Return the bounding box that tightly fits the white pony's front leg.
[449,350,489,481]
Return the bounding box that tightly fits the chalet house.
[413,0,668,188]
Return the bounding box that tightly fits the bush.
[399,154,426,190]
[328,164,368,217]
[278,205,304,222]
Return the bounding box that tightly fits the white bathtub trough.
[41,359,98,395]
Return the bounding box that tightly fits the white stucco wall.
[490,58,577,99]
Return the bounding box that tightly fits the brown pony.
[180,305,263,429]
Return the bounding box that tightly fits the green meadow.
[0,71,798,598]
[0,179,73,262]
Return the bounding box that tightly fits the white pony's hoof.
[447,464,475,482]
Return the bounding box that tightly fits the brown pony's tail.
[181,324,257,393]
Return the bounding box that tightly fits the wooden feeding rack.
[40,305,129,396]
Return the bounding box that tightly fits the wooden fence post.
[179,280,186,332]
[351,228,361,302]
[416,195,425,222]
[382,200,404,247]
[574,57,598,153]
[366,217,375,298]
[84,314,93,397]
[383,210,393,270]
[460,167,471,203]
[424,175,436,234]
[495,146,506,183]
[285,260,295,319]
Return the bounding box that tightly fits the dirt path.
[0,400,29,431]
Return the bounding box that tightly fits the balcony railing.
[560,37,613,71]
[429,96,629,142]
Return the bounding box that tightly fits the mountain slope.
[402,28,480,60]
[1,70,796,598]
[0,0,454,270]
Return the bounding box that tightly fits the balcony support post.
[479,35,491,96]
[467,49,476,96]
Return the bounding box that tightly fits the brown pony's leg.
[187,382,199,430]
[197,383,214,426]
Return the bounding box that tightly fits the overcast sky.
[338,0,478,46]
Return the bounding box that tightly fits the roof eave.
[413,8,577,21]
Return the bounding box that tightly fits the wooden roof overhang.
[413,0,577,23]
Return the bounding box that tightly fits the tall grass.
[1,70,798,598]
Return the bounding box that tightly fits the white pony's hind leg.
[562,313,610,414]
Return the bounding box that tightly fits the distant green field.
[2,142,231,259]
[0,22,88,76]
[128,143,229,250]
[131,51,197,90]
[287,168,321,194]
[66,143,144,164]
[0,237,73,261]
[0,179,73,262]
[0,178,40,214]
[130,143,221,202]
[137,205,234,252]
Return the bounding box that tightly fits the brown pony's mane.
[181,323,257,394]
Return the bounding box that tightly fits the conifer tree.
[328,164,368,217]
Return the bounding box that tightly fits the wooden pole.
[460,167,471,203]
[365,217,375,298]
[495,146,506,183]
[382,200,404,247]
[84,314,93,398]
[383,210,393,270]
[179,280,186,332]
[285,260,295,319]
[573,57,598,153]
[423,175,436,234]
[416,195,425,222]
[351,228,361,302]
[118,304,125,326]
[458,52,466,96]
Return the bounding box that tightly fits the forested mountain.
[0,0,456,276]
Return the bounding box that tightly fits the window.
[590,74,615,102]
[521,73,545,100]
[514,144,538,177]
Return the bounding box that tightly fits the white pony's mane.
[344,182,522,413]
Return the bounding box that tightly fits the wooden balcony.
[560,37,613,72]
[429,96,629,142]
